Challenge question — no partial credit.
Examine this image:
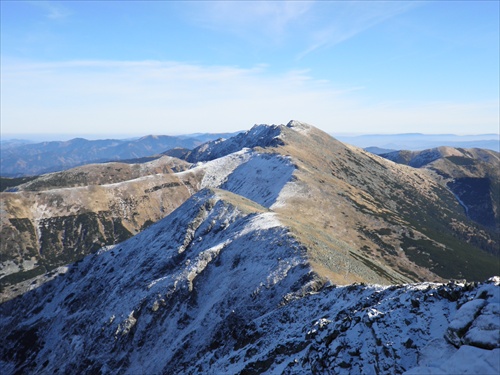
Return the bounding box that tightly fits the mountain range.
[336,133,500,152]
[0,121,498,374]
[0,132,239,177]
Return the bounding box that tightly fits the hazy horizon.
[2,130,499,144]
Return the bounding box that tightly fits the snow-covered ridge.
[182,149,296,208]
[0,188,313,374]
[1,187,498,374]
[1,199,498,375]
[186,124,283,162]
[286,119,312,133]
[0,195,500,375]
[185,120,309,163]
[2,119,499,374]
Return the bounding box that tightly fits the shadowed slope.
[381,147,500,231]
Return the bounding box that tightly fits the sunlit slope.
[259,121,498,283]
[0,157,200,295]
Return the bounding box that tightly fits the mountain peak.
[186,123,284,162]
[286,119,312,131]
[185,121,316,163]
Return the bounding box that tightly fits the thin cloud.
[0,59,352,133]
[297,2,422,59]
[184,1,421,57]
[28,1,72,20]
[185,1,313,44]
[2,59,497,135]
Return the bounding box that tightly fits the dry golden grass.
[258,123,497,284]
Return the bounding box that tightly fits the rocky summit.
[0,121,499,374]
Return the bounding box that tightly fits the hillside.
[1,188,498,374]
[0,148,296,300]
[380,147,500,230]
[1,121,499,302]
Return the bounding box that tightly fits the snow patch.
[286,120,312,133]
[220,153,295,207]
[237,212,282,237]
[195,149,253,189]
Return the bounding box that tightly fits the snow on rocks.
[185,149,296,208]
[1,185,498,375]
[445,298,487,347]
[405,346,500,375]
[445,278,499,349]
[286,119,312,133]
[405,277,500,374]
[186,124,284,163]
[464,302,500,349]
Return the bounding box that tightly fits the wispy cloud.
[0,59,354,134]
[2,59,497,135]
[297,2,422,59]
[185,1,421,57]
[185,1,313,44]
[29,1,72,20]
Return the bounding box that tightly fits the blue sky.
[1,1,499,137]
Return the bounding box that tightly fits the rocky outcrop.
[185,123,285,162]
[405,277,499,374]
[445,281,499,350]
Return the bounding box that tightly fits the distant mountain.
[0,139,35,149]
[337,133,500,152]
[364,146,396,155]
[380,146,500,230]
[0,132,240,177]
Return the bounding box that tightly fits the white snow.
[286,120,312,134]
[463,302,500,348]
[194,149,253,189]
[237,212,282,237]
[1,124,499,375]
[405,346,500,375]
[185,149,296,208]
[448,299,486,332]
